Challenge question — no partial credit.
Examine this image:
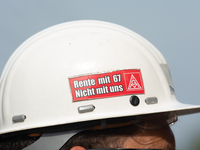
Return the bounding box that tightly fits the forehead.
[123,126,175,149]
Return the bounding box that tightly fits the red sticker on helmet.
[69,69,144,102]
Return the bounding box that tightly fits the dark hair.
[0,124,175,150]
[60,125,137,150]
[0,134,39,150]
[0,125,136,150]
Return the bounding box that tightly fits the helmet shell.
[0,20,199,135]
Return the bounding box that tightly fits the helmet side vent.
[145,97,158,105]
[12,114,26,123]
[78,105,95,113]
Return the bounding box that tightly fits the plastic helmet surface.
[0,20,200,135]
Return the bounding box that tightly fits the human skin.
[123,125,175,149]
[70,125,175,150]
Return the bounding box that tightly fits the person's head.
[61,116,176,150]
[0,20,200,149]
[0,113,176,150]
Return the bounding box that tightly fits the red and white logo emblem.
[123,72,144,91]
[69,69,144,102]
[128,75,142,90]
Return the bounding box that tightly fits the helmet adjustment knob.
[130,95,140,106]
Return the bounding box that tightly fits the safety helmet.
[0,20,200,149]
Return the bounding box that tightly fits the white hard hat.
[0,20,200,146]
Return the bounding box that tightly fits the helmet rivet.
[130,95,140,106]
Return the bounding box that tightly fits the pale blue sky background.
[1,1,200,149]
